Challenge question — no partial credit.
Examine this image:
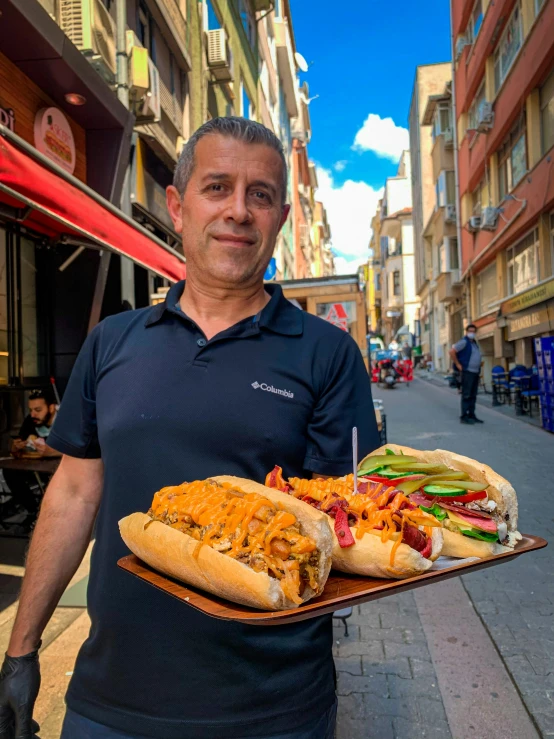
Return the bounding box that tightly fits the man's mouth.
[212,234,256,248]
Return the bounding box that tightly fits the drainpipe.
[115,0,135,309]
[450,0,463,291]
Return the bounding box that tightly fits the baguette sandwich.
[359,445,521,558]
[119,476,333,611]
[265,467,443,579]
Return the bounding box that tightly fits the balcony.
[437,271,462,303]
[423,205,457,246]
[274,18,299,118]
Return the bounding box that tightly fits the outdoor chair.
[491,365,510,404]
[519,370,540,417]
[333,607,353,637]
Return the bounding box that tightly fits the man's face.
[29,399,53,425]
[166,135,289,288]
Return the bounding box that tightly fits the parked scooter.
[376,351,398,388]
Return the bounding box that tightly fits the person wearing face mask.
[450,324,483,424]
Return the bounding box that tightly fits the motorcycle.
[375,351,398,389]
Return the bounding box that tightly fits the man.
[10,390,60,458]
[0,118,379,739]
[401,342,412,360]
[388,338,399,351]
[450,324,483,424]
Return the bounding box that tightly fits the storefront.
[0,3,186,458]
[499,278,554,367]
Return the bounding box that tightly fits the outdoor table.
[0,456,60,492]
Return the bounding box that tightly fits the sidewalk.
[416,370,545,430]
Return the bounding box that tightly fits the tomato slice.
[363,474,426,486]
[418,489,487,503]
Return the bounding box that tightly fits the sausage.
[271,539,292,558]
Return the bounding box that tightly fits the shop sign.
[501,278,554,316]
[506,304,553,341]
[317,301,356,333]
[34,107,76,174]
[0,106,15,132]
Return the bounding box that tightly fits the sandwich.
[119,476,333,611]
[265,467,443,579]
[359,445,521,558]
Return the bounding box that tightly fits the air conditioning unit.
[477,101,494,132]
[455,35,469,61]
[445,204,457,224]
[206,29,232,82]
[60,0,116,83]
[467,216,481,232]
[444,128,454,148]
[481,206,499,231]
[138,60,161,123]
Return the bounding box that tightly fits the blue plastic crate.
[543,417,554,433]
[540,379,554,394]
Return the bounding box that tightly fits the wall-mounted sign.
[501,277,554,316]
[34,107,76,174]
[0,106,15,132]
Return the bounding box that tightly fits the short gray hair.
[173,117,288,204]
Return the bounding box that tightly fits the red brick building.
[453,0,554,379]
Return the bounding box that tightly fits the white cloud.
[316,167,383,276]
[352,113,409,161]
[333,160,348,172]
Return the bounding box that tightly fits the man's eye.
[252,191,270,201]
[208,184,225,192]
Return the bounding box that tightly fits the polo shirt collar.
[144,280,303,336]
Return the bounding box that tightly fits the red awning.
[0,129,186,282]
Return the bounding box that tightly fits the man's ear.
[166,186,183,233]
[278,204,291,232]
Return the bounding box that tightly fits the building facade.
[409,62,460,368]
[378,152,420,345]
[452,0,554,383]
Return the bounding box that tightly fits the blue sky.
[289,0,452,271]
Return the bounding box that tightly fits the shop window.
[393,271,401,296]
[436,171,455,208]
[432,102,451,141]
[507,228,540,296]
[494,3,522,92]
[498,116,527,201]
[540,68,554,156]
[468,82,486,130]
[476,262,498,316]
[467,0,484,43]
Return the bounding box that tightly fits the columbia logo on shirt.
[251,381,294,399]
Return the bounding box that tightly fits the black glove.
[0,645,41,739]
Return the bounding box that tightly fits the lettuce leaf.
[419,504,448,521]
[461,528,499,542]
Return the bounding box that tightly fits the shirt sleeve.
[303,333,381,477]
[47,325,103,459]
[452,339,467,352]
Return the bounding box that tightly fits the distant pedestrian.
[401,342,412,360]
[389,339,399,351]
[450,324,483,424]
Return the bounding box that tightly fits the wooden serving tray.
[117,534,547,625]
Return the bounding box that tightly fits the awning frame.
[0,125,186,277]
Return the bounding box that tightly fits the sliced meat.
[402,524,429,554]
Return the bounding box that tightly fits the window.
[467,0,484,43]
[494,3,523,92]
[203,0,220,31]
[540,68,554,155]
[476,262,498,315]
[498,116,527,200]
[472,181,486,216]
[535,0,546,15]
[449,237,460,270]
[468,82,486,130]
[436,171,456,208]
[238,0,256,46]
[393,271,401,296]
[241,82,255,120]
[439,242,447,274]
[507,229,540,295]
[432,102,451,141]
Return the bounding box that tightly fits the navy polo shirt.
[48,281,380,738]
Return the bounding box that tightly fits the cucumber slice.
[423,484,465,496]
[426,480,488,492]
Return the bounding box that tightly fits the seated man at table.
[10,390,61,459]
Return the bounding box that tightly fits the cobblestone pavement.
[334,377,553,738]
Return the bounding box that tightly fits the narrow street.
[335,377,554,739]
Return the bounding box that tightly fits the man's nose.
[225,189,252,224]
